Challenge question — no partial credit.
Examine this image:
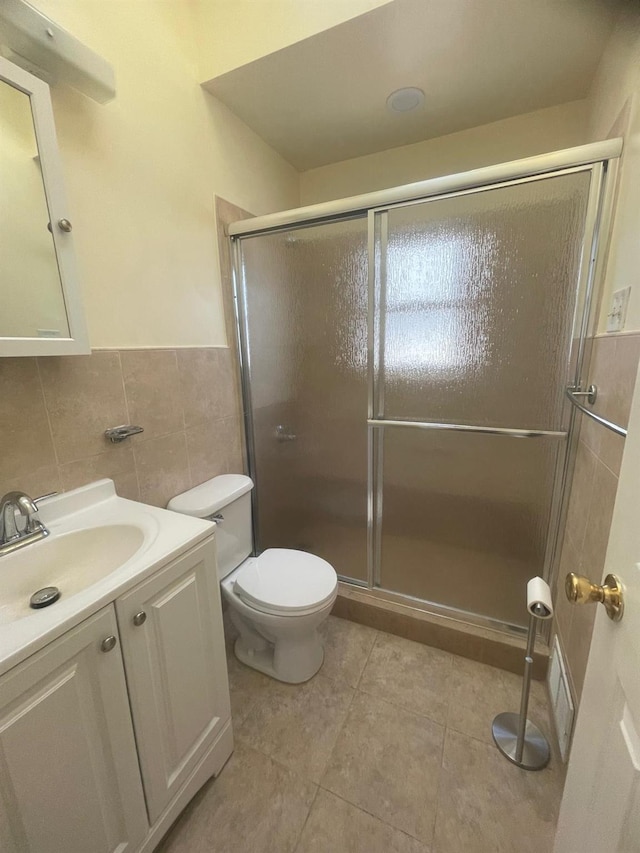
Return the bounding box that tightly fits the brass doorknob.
[565,572,624,622]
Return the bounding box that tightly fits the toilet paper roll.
[527,576,553,619]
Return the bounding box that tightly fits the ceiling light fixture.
[386,87,425,113]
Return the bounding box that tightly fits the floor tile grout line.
[316,780,431,848]
[354,682,448,729]
[353,628,380,690]
[233,737,327,805]
[443,718,558,758]
[290,782,321,853]
[317,685,446,846]
[428,708,452,852]
[442,652,456,732]
[237,678,358,789]
[319,786,433,849]
[312,679,359,788]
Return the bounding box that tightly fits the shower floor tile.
[158,616,564,853]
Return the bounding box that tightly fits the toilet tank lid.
[167,474,253,517]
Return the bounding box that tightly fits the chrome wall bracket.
[568,383,597,405]
[565,386,627,437]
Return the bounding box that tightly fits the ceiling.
[202,0,618,172]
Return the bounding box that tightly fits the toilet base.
[222,560,336,684]
[234,634,324,684]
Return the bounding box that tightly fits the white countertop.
[0,479,215,677]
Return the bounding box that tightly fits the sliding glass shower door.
[234,160,604,631]
[372,170,594,626]
[237,217,369,581]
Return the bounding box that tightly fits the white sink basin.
[0,479,216,677]
[0,525,145,625]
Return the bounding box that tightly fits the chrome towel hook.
[104,425,144,443]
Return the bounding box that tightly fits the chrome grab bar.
[565,386,627,438]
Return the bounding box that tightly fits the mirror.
[0,56,88,356]
[0,77,69,338]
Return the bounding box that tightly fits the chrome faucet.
[0,491,50,556]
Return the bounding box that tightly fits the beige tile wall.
[0,347,245,509]
[553,331,640,705]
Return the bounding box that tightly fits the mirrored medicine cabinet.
[0,54,88,356]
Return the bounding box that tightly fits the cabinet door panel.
[154,572,215,765]
[0,607,148,853]
[117,539,231,821]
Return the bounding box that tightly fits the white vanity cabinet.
[116,539,232,823]
[0,534,232,853]
[0,606,148,853]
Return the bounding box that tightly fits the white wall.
[28,0,299,349]
[193,0,392,81]
[19,0,638,345]
[587,7,640,333]
[299,100,589,205]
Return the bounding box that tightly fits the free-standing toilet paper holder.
[492,576,553,771]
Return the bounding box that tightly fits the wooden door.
[554,368,640,851]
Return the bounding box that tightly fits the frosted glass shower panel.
[238,217,369,581]
[378,427,559,627]
[381,172,592,429]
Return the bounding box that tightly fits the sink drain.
[30,587,61,609]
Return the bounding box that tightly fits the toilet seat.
[233,548,337,617]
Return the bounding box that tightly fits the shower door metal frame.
[229,140,620,238]
[230,140,621,638]
[231,234,261,553]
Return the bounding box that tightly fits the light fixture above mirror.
[0,0,115,103]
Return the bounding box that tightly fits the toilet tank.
[167,474,254,580]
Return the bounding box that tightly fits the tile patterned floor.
[158,616,565,853]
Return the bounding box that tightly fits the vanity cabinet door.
[0,606,148,853]
[116,538,232,823]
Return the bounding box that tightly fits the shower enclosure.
[231,142,619,634]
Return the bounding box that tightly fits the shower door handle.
[275,425,297,442]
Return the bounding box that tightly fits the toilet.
[167,474,337,684]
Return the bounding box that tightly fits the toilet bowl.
[167,475,337,684]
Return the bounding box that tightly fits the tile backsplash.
[0,347,245,508]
